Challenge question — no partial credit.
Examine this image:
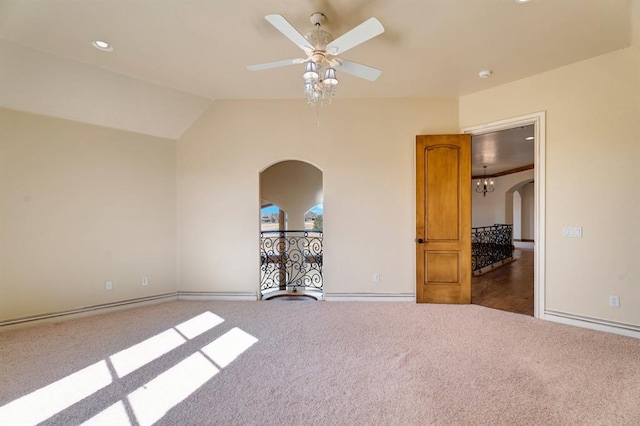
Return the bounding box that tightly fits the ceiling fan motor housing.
[310,12,326,27]
[305,29,334,64]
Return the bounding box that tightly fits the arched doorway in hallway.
[259,160,323,300]
[508,179,535,250]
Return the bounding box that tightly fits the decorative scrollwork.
[260,230,323,294]
[472,224,513,271]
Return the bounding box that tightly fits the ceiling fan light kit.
[248,11,385,107]
[302,58,338,106]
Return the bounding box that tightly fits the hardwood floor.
[472,248,534,316]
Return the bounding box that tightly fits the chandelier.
[475,166,495,197]
[302,60,338,106]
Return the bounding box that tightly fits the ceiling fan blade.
[265,14,314,53]
[333,59,382,81]
[247,58,306,72]
[326,17,384,56]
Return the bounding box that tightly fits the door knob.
[415,238,425,244]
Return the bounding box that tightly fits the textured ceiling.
[0,0,634,145]
[0,0,632,100]
[472,125,535,176]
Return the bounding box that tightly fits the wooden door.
[416,135,471,303]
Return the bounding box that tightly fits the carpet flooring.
[1,301,639,425]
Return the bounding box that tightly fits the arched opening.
[506,179,535,249]
[259,160,323,300]
[513,191,522,240]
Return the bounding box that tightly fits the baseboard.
[514,241,535,249]
[0,292,178,330]
[324,293,415,302]
[179,291,414,302]
[543,310,640,339]
[178,291,258,301]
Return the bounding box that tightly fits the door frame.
[461,111,546,318]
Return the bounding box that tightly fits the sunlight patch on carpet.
[81,400,129,425]
[125,327,259,425]
[0,310,232,424]
[0,360,112,425]
[110,329,187,378]
[201,327,259,368]
[175,311,225,339]
[127,352,220,426]
[110,311,225,378]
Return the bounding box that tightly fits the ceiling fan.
[247,12,385,104]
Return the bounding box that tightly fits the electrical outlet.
[105,281,113,291]
[373,273,380,282]
[609,295,620,308]
[142,276,149,286]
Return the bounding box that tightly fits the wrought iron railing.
[472,224,513,272]
[260,230,323,295]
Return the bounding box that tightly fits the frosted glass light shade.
[323,68,338,86]
[303,62,319,80]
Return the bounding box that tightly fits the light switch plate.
[562,226,583,238]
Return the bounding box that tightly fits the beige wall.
[633,0,640,47]
[520,182,535,241]
[460,47,640,326]
[3,46,638,331]
[0,109,177,321]
[177,98,459,296]
[513,192,522,240]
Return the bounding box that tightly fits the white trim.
[324,293,415,302]
[543,310,640,339]
[0,293,178,330]
[178,291,258,301]
[462,111,546,319]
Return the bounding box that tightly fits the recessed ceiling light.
[92,40,113,52]
[478,70,493,79]
[525,136,534,141]
[515,0,530,3]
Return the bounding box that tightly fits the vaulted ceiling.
[0,0,634,139]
